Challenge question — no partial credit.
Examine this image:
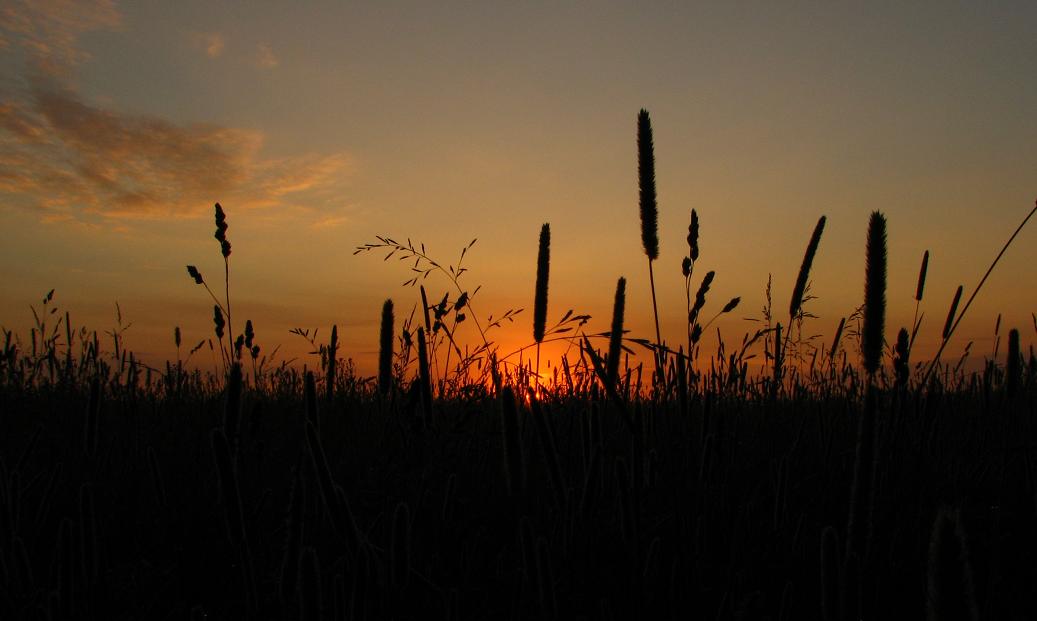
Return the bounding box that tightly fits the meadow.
[2,111,1036,621]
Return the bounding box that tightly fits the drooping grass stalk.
[213,305,228,369]
[909,250,930,350]
[782,215,826,370]
[379,299,394,396]
[214,203,234,360]
[607,278,627,392]
[790,215,826,322]
[688,271,715,335]
[862,212,887,378]
[533,223,551,387]
[637,109,664,389]
[923,199,1037,384]
[684,209,699,359]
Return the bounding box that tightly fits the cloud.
[0,82,352,222]
[310,214,350,230]
[197,32,224,59]
[0,2,353,228]
[256,44,278,69]
[0,0,121,75]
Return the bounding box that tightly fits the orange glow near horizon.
[2,2,1036,382]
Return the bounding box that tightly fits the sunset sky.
[1,1,1036,376]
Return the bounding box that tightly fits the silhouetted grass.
[2,130,1037,621]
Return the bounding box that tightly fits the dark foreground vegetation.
[2,342,1037,620]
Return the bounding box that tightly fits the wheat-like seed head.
[790,215,826,319]
[637,109,659,261]
[862,211,887,376]
[533,223,550,343]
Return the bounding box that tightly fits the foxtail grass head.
[607,277,626,390]
[862,211,887,376]
[943,285,963,340]
[790,215,826,320]
[533,223,550,343]
[916,250,930,302]
[637,109,658,261]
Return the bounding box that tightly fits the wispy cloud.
[310,214,350,230]
[0,82,351,221]
[0,2,354,228]
[0,0,121,75]
[256,43,279,69]
[195,32,224,59]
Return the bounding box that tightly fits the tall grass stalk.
[684,209,699,361]
[379,300,394,395]
[862,212,887,378]
[607,278,627,392]
[910,250,929,350]
[637,109,664,389]
[214,203,234,359]
[533,223,551,387]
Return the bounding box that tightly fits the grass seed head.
[637,109,659,261]
[862,211,887,376]
[916,250,930,302]
[790,215,826,320]
[533,223,551,343]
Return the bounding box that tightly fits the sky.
[1,1,1036,377]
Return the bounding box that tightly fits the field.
[2,118,1036,621]
[4,305,1037,621]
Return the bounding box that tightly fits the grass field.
[2,114,1036,620]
